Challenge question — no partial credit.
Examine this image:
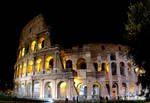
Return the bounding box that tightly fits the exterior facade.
[14,14,141,101]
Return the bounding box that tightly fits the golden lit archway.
[57,81,67,98]
[129,83,134,94]
[45,56,54,70]
[77,58,87,69]
[38,37,45,50]
[22,63,26,75]
[18,50,22,59]
[31,41,36,52]
[28,60,33,73]
[102,61,109,73]
[35,58,42,72]
[19,64,22,76]
[22,48,25,57]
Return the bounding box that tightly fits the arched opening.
[28,60,33,73]
[57,81,67,98]
[102,62,109,73]
[129,83,135,96]
[112,83,118,99]
[111,62,117,75]
[106,84,110,95]
[110,53,116,60]
[35,58,42,72]
[19,64,22,76]
[22,48,25,57]
[128,62,131,71]
[18,50,22,59]
[92,82,101,98]
[45,56,54,70]
[120,62,125,75]
[121,83,127,97]
[45,82,52,98]
[79,84,87,99]
[66,60,72,68]
[93,63,98,71]
[77,58,87,69]
[31,41,36,52]
[34,82,40,98]
[21,84,25,97]
[22,63,26,75]
[38,37,45,50]
[27,83,31,97]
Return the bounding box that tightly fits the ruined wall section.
[18,14,51,55]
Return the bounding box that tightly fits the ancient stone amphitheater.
[14,14,142,101]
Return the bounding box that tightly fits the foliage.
[125,0,150,100]
[125,1,150,41]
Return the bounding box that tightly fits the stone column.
[26,60,28,76]
[33,57,36,75]
[40,79,44,98]
[31,80,34,98]
[126,83,130,99]
[42,55,46,74]
[85,52,94,72]
[87,83,92,100]
[20,63,23,78]
[25,80,27,96]
[67,80,71,99]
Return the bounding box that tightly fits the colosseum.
[14,14,142,101]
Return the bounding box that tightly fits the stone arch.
[21,83,25,97]
[79,84,87,99]
[66,60,72,68]
[120,62,125,75]
[31,41,36,52]
[38,37,45,50]
[102,62,109,72]
[44,82,52,98]
[121,83,127,96]
[33,82,40,98]
[22,63,27,75]
[28,60,33,73]
[128,62,131,71]
[92,82,101,98]
[93,62,98,71]
[77,58,87,69]
[129,82,135,96]
[111,62,117,75]
[27,82,31,97]
[110,53,116,60]
[35,58,43,72]
[45,56,54,70]
[112,83,118,98]
[57,81,67,99]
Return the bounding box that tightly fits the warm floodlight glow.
[129,83,134,94]
[28,60,33,73]
[31,41,36,52]
[22,63,27,75]
[22,48,25,56]
[19,65,22,75]
[35,58,42,72]
[135,67,139,72]
[38,37,45,50]
[45,56,54,70]
[18,50,22,59]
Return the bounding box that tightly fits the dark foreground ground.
[0,95,149,103]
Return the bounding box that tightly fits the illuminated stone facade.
[14,14,141,101]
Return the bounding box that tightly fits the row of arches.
[16,57,128,77]
[17,81,139,99]
[16,56,54,77]
[18,37,45,59]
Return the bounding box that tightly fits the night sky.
[0,1,130,89]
